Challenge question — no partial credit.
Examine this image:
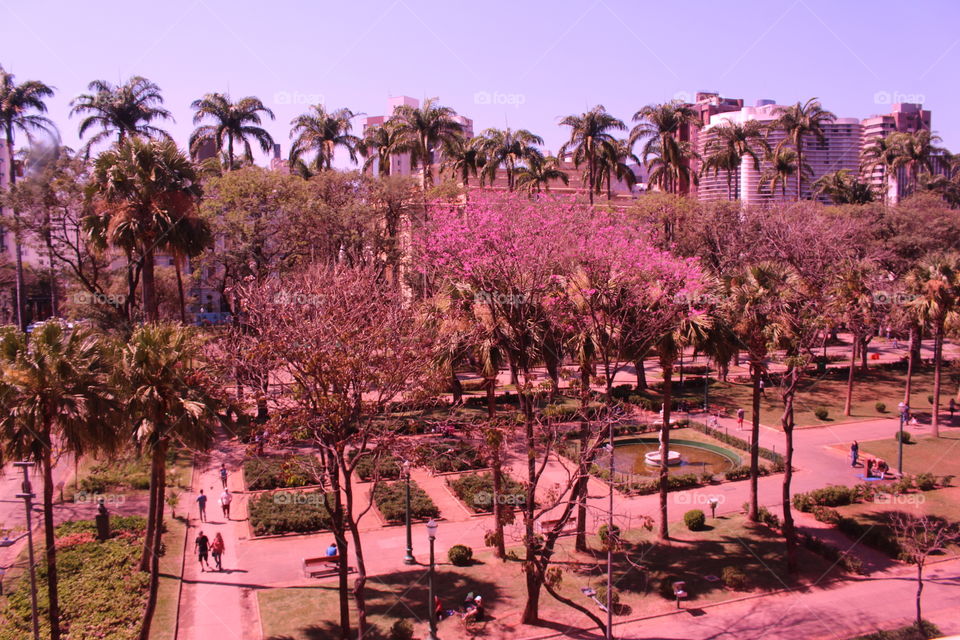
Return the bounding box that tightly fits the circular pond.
[599,437,740,478]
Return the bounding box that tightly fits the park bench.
[303,555,353,578]
[537,517,577,536]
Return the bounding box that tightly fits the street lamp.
[14,461,40,640]
[898,411,905,477]
[426,518,439,640]
[403,460,415,565]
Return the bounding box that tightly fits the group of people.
[850,441,890,478]
[194,463,233,572]
[434,591,485,625]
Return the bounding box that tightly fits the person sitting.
[875,459,889,478]
[462,591,475,612]
[434,595,444,621]
[463,595,484,623]
[326,541,338,557]
[865,458,874,479]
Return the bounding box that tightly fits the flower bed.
[373,480,440,522]
[353,451,402,482]
[449,472,526,513]
[248,490,333,536]
[415,439,486,473]
[244,454,324,491]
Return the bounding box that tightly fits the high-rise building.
[861,103,933,203]
[679,92,744,196]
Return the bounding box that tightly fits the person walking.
[195,531,211,572]
[736,408,745,430]
[219,463,228,489]
[950,398,956,421]
[196,489,208,523]
[220,488,232,520]
[850,441,859,467]
[211,532,225,571]
[759,379,765,396]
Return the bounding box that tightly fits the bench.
[537,518,577,536]
[303,555,353,578]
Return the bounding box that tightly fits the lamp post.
[703,358,709,412]
[403,460,415,564]
[606,419,614,640]
[14,461,40,640]
[898,411,905,477]
[426,518,439,640]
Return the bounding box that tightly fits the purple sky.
[2,0,957,165]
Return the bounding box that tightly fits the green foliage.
[373,480,440,522]
[597,523,621,548]
[810,506,842,524]
[247,491,332,536]
[613,472,702,495]
[244,455,324,491]
[595,584,620,609]
[390,619,415,640]
[875,401,887,413]
[896,430,913,444]
[814,407,829,420]
[354,451,402,482]
[851,620,941,640]
[756,506,781,529]
[792,485,857,512]
[416,439,486,473]
[684,509,706,531]
[837,517,902,558]
[721,566,747,590]
[449,472,525,513]
[799,533,864,574]
[447,544,474,566]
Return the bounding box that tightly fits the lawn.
[149,515,188,640]
[670,366,957,428]
[858,432,960,478]
[259,513,844,640]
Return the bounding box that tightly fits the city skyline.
[1,0,958,165]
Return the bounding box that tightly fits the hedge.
[244,455,325,491]
[248,490,333,536]
[837,516,903,559]
[416,440,486,473]
[354,451,402,482]
[792,485,858,512]
[373,480,440,522]
[449,472,525,513]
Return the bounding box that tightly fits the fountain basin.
[644,450,682,465]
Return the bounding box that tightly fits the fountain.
[644,449,682,465]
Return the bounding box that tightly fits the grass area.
[149,516,188,640]
[65,449,193,502]
[259,513,843,639]
[859,432,960,478]
[850,620,941,639]
[670,366,957,428]
[834,486,960,546]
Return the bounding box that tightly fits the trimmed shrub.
[684,509,706,531]
[721,566,747,590]
[811,506,841,524]
[354,451,402,482]
[895,430,912,444]
[598,523,621,547]
[875,401,886,413]
[618,472,702,495]
[724,465,751,481]
[447,544,473,566]
[373,480,440,523]
[244,455,324,491]
[792,485,857,512]
[390,619,415,640]
[247,490,332,536]
[416,440,486,473]
[757,506,781,529]
[814,408,829,420]
[595,584,620,609]
[449,472,525,513]
[913,472,938,491]
[837,517,902,558]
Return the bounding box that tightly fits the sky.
[2,0,958,166]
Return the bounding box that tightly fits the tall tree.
[476,127,544,191]
[559,105,626,204]
[85,138,204,323]
[514,155,568,194]
[0,321,119,640]
[700,120,768,200]
[813,169,876,204]
[389,98,464,189]
[289,105,361,173]
[0,65,56,330]
[359,122,407,177]
[439,135,485,189]
[888,130,948,196]
[595,139,639,200]
[70,76,172,153]
[758,147,808,198]
[188,93,275,170]
[630,100,700,195]
[772,98,836,200]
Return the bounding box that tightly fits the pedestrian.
[950,398,956,420]
[196,489,207,522]
[219,463,228,489]
[220,489,232,520]
[211,532,225,571]
[893,336,900,349]
[759,379,765,396]
[850,441,859,467]
[326,541,338,557]
[195,531,211,572]
[736,408,745,430]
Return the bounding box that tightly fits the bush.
[852,621,941,640]
[792,485,857,512]
[244,455,324,491]
[913,472,936,491]
[390,619,415,640]
[373,480,440,523]
[757,506,781,529]
[927,394,934,404]
[620,472,702,495]
[595,584,620,609]
[721,566,747,590]
[875,401,886,413]
[597,523,621,547]
[800,533,865,574]
[837,517,902,558]
[449,472,525,513]
[247,490,332,536]
[895,430,912,444]
[416,440,486,473]
[811,506,841,524]
[684,509,706,531]
[724,465,751,481]
[447,544,474,566]
[814,408,829,420]
[354,451,402,482]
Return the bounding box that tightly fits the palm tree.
[758,147,810,199]
[120,324,224,640]
[772,98,836,200]
[69,76,172,154]
[289,105,361,173]
[389,98,464,189]
[439,135,485,189]
[861,133,900,204]
[85,138,203,323]
[559,105,626,204]
[0,65,56,331]
[888,130,948,196]
[188,93,275,170]
[476,128,544,191]
[359,122,407,177]
[813,169,876,204]
[0,321,119,640]
[829,261,881,416]
[514,155,569,194]
[629,101,700,195]
[595,139,639,200]
[906,254,960,437]
[700,121,768,200]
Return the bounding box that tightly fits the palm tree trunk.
[748,360,762,522]
[635,358,647,390]
[575,363,591,551]
[42,447,62,640]
[587,152,595,205]
[932,324,943,437]
[796,143,803,201]
[490,442,506,558]
[844,335,856,416]
[658,358,674,539]
[139,441,163,571]
[905,323,917,405]
[520,388,541,624]
[174,255,186,324]
[781,369,798,574]
[227,135,234,170]
[8,138,27,331]
[141,247,159,322]
[139,438,168,640]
